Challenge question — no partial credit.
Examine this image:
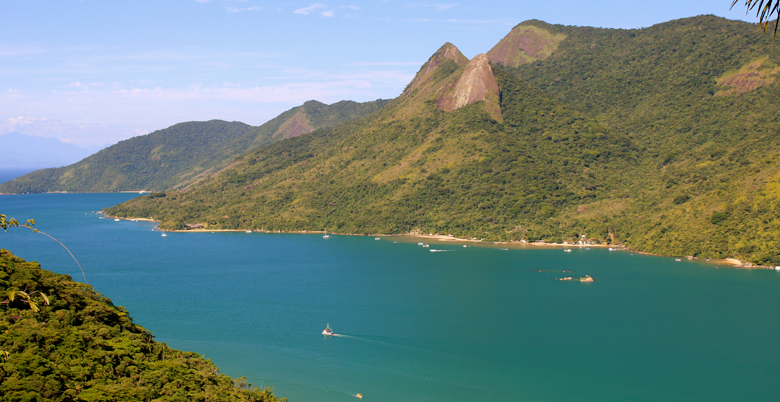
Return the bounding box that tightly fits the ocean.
[1,193,778,401]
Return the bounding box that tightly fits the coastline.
[104,214,770,269]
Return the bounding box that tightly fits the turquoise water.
[1,193,779,401]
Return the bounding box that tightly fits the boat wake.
[331,333,352,338]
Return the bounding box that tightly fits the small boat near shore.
[161,233,168,237]
[322,323,333,336]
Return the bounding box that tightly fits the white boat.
[322,323,333,336]
[246,230,252,233]
[422,244,430,248]
[675,258,682,262]
[161,233,167,237]
[114,218,120,222]
[564,249,572,252]
[323,228,330,239]
[374,237,381,240]
[417,242,424,245]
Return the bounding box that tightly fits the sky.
[0,1,760,149]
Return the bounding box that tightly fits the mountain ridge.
[61,15,780,265]
[0,99,388,194]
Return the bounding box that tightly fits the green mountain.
[0,99,388,194]
[107,15,780,265]
[106,43,637,240]
[0,249,283,401]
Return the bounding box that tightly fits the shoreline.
[104,214,770,269]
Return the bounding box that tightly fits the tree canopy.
[733,0,780,34]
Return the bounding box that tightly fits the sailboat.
[322,323,333,336]
[323,228,330,239]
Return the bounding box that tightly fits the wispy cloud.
[294,3,327,15]
[293,3,356,18]
[226,6,262,13]
[1,67,414,147]
[0,45,48,58]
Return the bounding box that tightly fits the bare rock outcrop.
[487,24,566,67]
[272,110,314,140]
[403,42,469,96]
[436,53,502,122]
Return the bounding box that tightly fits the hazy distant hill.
[0,99,387,193]
[0,132,95,169]
[108,16,780,266]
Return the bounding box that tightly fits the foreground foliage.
[0,249,283,402]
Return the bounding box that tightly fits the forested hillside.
[106,46,638,244]
[0,249,284,401]
[108,15,780,265]
[0,99,387,194]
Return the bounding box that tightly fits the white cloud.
[0,45,48,58]
[294,3,327,15]
[0,67,414,147]
[321,10,335,17]
[226,6,262,13]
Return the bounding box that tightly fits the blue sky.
[0,1,758,148]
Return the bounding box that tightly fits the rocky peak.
[487,23,566,67]
[403,42,470,95]
[272,109,314,140]
[436,53,502,122]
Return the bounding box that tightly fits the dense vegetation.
[107,59,638,241]
[107,15,780,265]
[0,100,387,194]
[0,248,283,401]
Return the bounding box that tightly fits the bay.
[1,193,779,401]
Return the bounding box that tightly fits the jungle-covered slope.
[0,249,284,401]
[107,48,639,243]
[108,15,780,265]
[0,99,387,194]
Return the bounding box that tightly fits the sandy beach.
[102,213,775,268]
